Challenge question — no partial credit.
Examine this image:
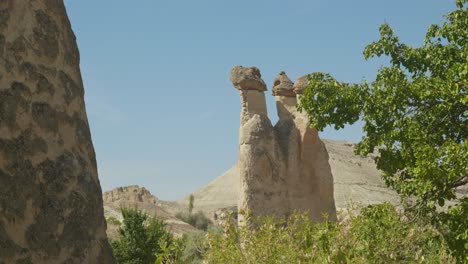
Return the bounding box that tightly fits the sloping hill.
[106,140,466,232]
[177,139,401,216]
[325,140,400,209]
[177,166,239,213]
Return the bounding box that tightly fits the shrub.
[110,208,178,264]
[204,203,455,263]
[179,231,208,264]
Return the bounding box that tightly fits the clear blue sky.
[63,0,454,200]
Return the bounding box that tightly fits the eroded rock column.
[293,75,336,221]
[231,67,336,225]
[230,66,288,225]
[272,72,303,218]
[0,1,114,263]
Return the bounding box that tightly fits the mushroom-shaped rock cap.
[293,75,309,94]
[272,71,295,97]
[230,66,267,91]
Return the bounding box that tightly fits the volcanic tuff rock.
[293,75,308,94]
[231,67,336,225]
[0,1,114,263]
[272,71,295,97]
[230,65,267,91]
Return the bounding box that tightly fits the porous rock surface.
[230,66,267,92]
[231,67,337,224]
[293,75,308,94]
[0,1,114,263]
[272,71,295,97]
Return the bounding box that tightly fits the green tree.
[298,1,467,261]
[189,194,194,215]
[111,208,174,264]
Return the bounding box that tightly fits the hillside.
[105,139,466,235]
[177,139,401,217]
[103,186,195,239]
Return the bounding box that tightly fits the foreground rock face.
[0,1,114,263]
[230,66,336,225]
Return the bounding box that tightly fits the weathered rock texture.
[103,185,158,205]
[0,1,114,263]
[230,66,336,225]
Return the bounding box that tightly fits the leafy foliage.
[110,208,177,264]
[204,204,453,263]
[108,206,456,263]
[298,1,467,261]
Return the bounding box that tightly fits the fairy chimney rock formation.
[231,66,336,225]
[0,1,114,263]
[272,71,295,97]
[230,66,268,126]
[273,71,297,120]
[293,75,308,95]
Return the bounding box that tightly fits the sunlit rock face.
[231,67,336,225]
[0,1,114,263]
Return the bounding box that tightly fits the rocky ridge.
[102,186,195,239]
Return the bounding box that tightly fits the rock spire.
[230,66,336,225]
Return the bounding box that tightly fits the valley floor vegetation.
[175,194,214,232]
[108,203,456,264]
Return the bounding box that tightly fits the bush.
[178,231,208,264]
[204,203,455,263]
[176,211,213,231]
[109,204,457,263]
[110,208,179,264]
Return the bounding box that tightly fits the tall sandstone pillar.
[290,75,336,221]
[230,66,336,226]
[0,1,114,263]
[230,66,289,225]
